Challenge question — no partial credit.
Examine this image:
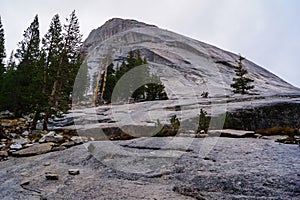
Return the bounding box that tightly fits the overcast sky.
[1,0,299,87]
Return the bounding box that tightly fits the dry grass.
[255,126,299,136]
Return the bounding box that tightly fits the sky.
[0,0,299,87]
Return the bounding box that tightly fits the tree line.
[0,11,82,130]
[95,50,168,104]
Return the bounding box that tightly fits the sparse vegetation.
[153,115,180,137]
[256,126,300,145]
[28,130,44,141]
[255,126,299,136]
[170,115,180,130]
[201,91,209,98]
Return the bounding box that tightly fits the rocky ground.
[0,136,299,200]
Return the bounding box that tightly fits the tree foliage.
[197,108,210,133]
[230,56,255,95]
[0,16,5,79]
[97,50,168,103]
[0,11,83,130]
[1,15,42,117]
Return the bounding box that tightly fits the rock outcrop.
[81,18,300,98]
[70,18,300,135]
[0,137,299,199]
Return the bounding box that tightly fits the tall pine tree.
[0,16,7,111]
[230,56,254,95]
[7,15,42,117]
[0,16,5,79]
[41,14,63,129]
[45,10,82,129]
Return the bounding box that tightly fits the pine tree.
[230,56,254,95]
[102,63,117,102]
[0,16,5,79]
[100,50,168,102]
[12,15,41,117]
[6,51,16,71]
[52,10,82,107]
[0,16,6,111]
[45,10,82,129]
[145,75,168,101]
[197,109,210,133]
[41,14,63,94]
[41,14,63,129]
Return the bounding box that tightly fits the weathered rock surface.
[11,142,54,157]
[0,137,299,199]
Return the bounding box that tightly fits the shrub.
[201,91,209,98]
[170,115,180,130]
[197,109,210,133]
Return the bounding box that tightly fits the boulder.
[22,130,29,137]
[45,172,59,180]
[68,169,80,175]
[208,129,255,138]
[12,137,30,146]
[39,131,64,143]
[11,143,54,157]
[61,141,76,148]
[10,143,22,150]
[70,136,88,144]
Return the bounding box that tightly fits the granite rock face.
[0,137,299,199]
[81,18,300,99]
[70,18,300,135]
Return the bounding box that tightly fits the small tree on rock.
[230,56,254,95]
[197,109,210,133]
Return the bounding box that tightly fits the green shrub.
[197,109,210,133]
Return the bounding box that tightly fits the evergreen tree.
[0,52,17,112]
[9,15,41,117]
[44,10,82,129]
[50,10,82,110]
[230,56,254,95]
[145,75,168,101]
[40,14,63,129]
[0,16,6,110]
[41,14,63,93]
[98,49,168,103]
[6,51,16,71]
[102,63,117,102]
[197,108,210,133]
[0,16,5,79]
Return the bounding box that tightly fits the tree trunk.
[55,80,63,108]
[43,111,49,131]
[30,111,40,130]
